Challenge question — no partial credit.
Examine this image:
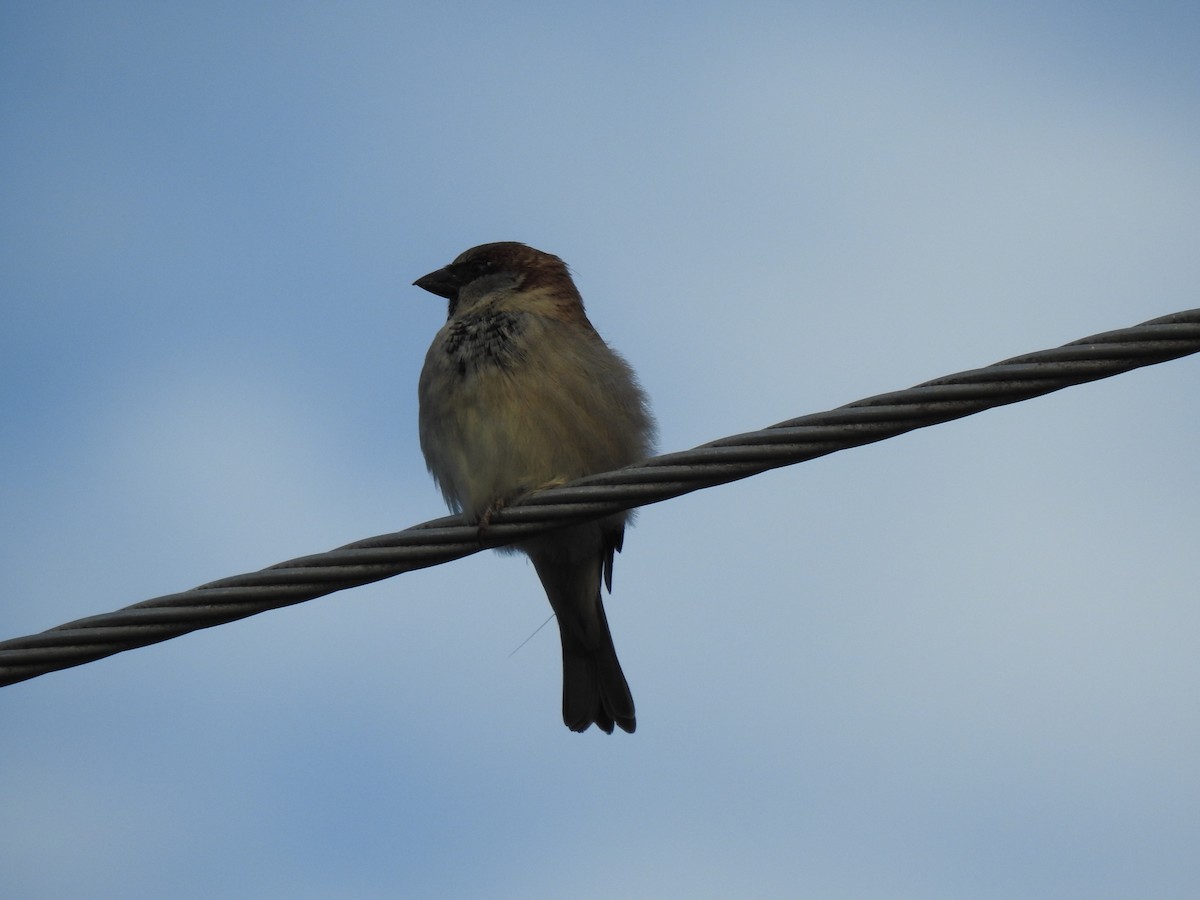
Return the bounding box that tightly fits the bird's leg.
[477,477,570,529]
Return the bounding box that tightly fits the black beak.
[413,265,462,300]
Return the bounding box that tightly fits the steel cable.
[2,308,1197,687]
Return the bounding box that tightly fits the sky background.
[3,2,1199,897]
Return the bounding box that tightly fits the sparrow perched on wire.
[414,242,655,734]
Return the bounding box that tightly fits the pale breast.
[419,309,652,521]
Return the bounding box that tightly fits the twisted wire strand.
[2,309,1197,687]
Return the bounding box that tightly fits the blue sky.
[3,2,1199,897]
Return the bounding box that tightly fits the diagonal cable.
[1,308,1197,687]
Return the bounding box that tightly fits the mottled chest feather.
[441,309,528,375]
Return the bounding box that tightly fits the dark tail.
[526,523,636,734]
[558,597,635,733]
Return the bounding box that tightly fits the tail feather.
[559,601,635,734]
[526,521,636,734]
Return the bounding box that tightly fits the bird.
[414,242,655,733]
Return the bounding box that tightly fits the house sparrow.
[414,242,655,734]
